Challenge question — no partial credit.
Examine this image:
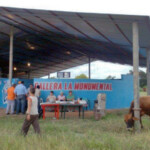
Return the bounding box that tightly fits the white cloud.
[44,61,146,79]
[1,0,150,16]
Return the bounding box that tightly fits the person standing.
[14,81,27,114]
[6,84,16,115]
[35,85,41,113]
[21,87,40,136]
[35,85,41,98]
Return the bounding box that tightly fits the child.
[21,87,40,136]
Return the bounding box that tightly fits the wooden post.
[146,49,150,95]
[88,57,91,79]
[132,22,140,132]
[9,26,14,86]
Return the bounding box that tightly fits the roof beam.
[50,11,112,53]
[108,15,132,45]
[76,13,129,56]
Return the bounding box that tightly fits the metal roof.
[0,7,149,78]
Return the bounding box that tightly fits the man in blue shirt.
[14,81,27,114]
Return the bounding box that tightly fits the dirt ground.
[0,108,128,119]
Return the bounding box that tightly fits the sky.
[1,0,150,16]
[47,61,146,79]
[0,0,148,79]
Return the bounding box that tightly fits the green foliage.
[106,75,116,79]
[139,70,147,88]
[50,77,56,79]
[128,70,147,88]
[128,70,133,75]
[75,74,88,79]
[140,79,147,88]
[1,110,150,150]
[140,91,147,96]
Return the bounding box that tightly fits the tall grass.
[0,112,150,150]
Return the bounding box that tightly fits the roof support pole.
[88,57,91,79]
[132,22,140,132]
[9,26,14,86]
[146,49,150,95]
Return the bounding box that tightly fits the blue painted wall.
[0,75,133,109]
[0,78,33,108]
[34,75,133,110]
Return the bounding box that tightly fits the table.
[40,103,59,120]
[60,103,87,119]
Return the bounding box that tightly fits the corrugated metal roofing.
[0,7,149,78]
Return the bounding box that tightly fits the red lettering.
[106,84,109,90]
[68,83,72,90]
[96,83,98,90]
[58,83,62,90]
[34,82,38,88]
[91,83,97,90]
[99,84,104,90]
[79,83,83,90]
[46,83,48,90]
[39,83,42,90]
[104,84,106,90]
[43,83,45,90]
[83,83,88,90]
[110,84,112,91]
[49,83,53,90]
[88,83,91,90]
[54,83,58,90]
[37,81,112,91]
[74,83,79,90]
[65,83,67,90]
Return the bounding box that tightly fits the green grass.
[1,112,150,150]
[140,91,147,96]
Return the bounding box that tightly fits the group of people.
[6,81,41,115]
[6,81,75,115]
[6,84,75,136]
[46,90,75,103]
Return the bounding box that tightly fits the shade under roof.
[0,6,149,78]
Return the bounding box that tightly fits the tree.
[139,70,147,88]
[106,75,116,79]
[127,69,147,88]
[75,74,88,79]
[50,77,56,79]
[128,70,133,75]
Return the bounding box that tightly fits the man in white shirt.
[35,85,41,114]
[57,91,65,101]
[35,85,41,98]
[46,91,56,103]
